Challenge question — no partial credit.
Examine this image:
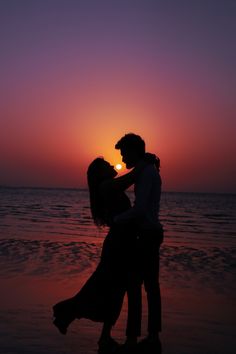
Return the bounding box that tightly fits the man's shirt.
[115,164,161,230]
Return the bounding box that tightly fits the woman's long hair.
[87,157,107,227]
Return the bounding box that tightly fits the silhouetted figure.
[114,133,163,354]
[52,157,153,353]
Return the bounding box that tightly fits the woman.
[52,156,157,353]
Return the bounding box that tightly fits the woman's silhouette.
[52,157,142,352]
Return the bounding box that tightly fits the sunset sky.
[0,0,235,192]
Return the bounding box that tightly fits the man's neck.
[133,156,144,168]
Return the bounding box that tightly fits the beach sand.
[0,234,235,354]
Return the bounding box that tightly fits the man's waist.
[137,217,161,229]
[138,222,164,243]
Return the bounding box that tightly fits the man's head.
[115,133,146,169]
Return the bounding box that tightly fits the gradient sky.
[0,0,235,192]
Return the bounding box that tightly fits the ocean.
[0,187,235,354]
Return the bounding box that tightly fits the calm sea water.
[0,188,235,354]
[0,187,235,290]
[0,187,235,243]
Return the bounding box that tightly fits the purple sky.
[0,0,235,192]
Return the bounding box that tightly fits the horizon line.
[0,185,235,195]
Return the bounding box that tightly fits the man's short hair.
[115,133,145,157]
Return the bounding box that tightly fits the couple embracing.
[52,133,164,354]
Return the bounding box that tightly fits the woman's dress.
[53,190,137,327]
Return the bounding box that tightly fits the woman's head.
[87,157,117,188]
[87,158,117,226]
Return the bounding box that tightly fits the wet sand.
[0,235,235,354]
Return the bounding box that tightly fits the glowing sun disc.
[115,164,122,170]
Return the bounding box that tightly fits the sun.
[115,164,122,171]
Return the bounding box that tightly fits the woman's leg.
[52,297,76,334]
[125,281,142,343]
[99,321,112,341]
[98,321,120,353]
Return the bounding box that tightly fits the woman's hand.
[134,152,160,175]
[144,153,160,168]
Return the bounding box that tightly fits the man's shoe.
[137,337,162,353]
[116,341,138,354]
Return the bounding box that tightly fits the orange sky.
[0,0,235,192]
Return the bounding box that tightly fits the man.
[114,133,163,353]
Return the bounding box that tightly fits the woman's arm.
[100,169,135,196]
[100,153,159,196]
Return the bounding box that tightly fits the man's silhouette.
[114,133,163,353]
